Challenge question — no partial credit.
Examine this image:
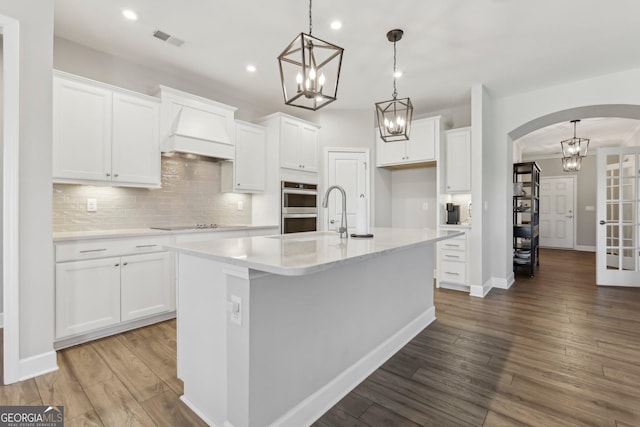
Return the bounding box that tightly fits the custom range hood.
[156,85,237,159]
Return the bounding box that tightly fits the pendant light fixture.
[562,155,582,172]
[376,29,413,142]
[277,0,344,111]
[561,119,589,172]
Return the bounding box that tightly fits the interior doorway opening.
[509,105,640,284]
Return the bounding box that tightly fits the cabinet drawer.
[56,236,171,262]
[440,238,466,251]
[440,250,466,262]
[440,260,466,285]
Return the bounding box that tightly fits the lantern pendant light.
[376,29,413,142]
[562,155,582,172]
[560,119,590,158]
[560,119,589,172]
[277,0,344,111]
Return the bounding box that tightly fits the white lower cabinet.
[436,231,469,291]
[55,236,175,345]
[121,252,173,322]
[56,257,122,338]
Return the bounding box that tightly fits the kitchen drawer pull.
[445,243,461,247]
[136,244,157,248]
[79,248,107,253]
[445,254,460,258]
[445,272,460,275]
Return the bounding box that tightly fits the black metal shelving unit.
[513,162,540,276]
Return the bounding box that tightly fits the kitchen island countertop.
[167,227,463,276]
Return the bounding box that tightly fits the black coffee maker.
[445,203,460,224]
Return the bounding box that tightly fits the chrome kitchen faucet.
[322,185,348,239]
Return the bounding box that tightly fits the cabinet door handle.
[114,173,119,178]
[105,173,111,177]
[136,244,157,248]
[237,183,240,186]
[114,263,120,267]
[123,262,128,266]
[80,248,107,253]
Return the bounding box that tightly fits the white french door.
[539,176,575,249]
[596,147,640,286]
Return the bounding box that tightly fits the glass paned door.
[597,148,640,286]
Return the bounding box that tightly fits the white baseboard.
[180,396,217,427]
[271,307,436,427]
[470,279,492,297]
[491,273,514,290]
[19,350,58,381]
[575,245,596,252]
[0,312,4,328]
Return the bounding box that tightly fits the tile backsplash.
[53,154,253,232]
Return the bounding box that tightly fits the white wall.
[54,37,275,123]
[0,37,4,319]
[483,67,640,284]
[391,168,437,229]
[0,1,55,362]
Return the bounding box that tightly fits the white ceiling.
[53,0,640,115]
[516,118,640,159]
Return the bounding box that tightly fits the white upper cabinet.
[53,76,113,182]
[53,71,161,188]
[279,116,319,172]
[221,121,266,193]
[443,127,471,193]
[376,116,440,167]
[112,92,161,186]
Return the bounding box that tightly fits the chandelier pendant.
[277,0,344,111]
[560,120,589,172]
[376,29,413,142]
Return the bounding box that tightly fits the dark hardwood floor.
[315,249,640,427]
[1,248,639,426]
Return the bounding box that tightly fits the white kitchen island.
[167,227,462,427]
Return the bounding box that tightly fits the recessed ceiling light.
[330,21,342,30]
[122,9,138,21]
[393,70,403,78]
[246,65,257,73]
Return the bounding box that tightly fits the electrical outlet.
[237,200,244,211]
[86,198,97,212]
[227,295,242,325]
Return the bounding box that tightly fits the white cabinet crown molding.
[53,69,160,104]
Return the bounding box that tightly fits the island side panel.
[236,243,435,427]
[176,254,228,427]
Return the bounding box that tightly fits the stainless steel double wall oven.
[281,181,318,234]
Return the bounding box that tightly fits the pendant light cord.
[392,40,398,100]
[309,0,313,36]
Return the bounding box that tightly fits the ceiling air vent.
[153,29,185,47]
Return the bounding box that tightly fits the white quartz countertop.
[167,227,464,276]
[439,223,471,229]
[53,225,279,242]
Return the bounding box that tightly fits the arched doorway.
[508,104,640,285]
